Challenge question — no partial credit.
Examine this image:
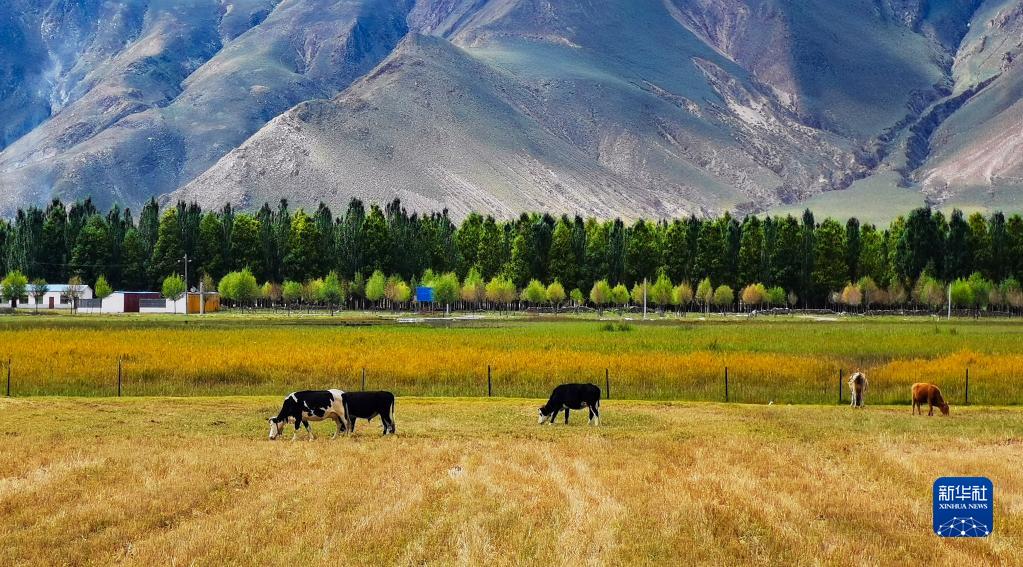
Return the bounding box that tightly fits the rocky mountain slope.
[2,0,1022,218]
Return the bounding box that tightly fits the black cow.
[539,383,601,425]
[268,389,346,440]
[341,391,396,435]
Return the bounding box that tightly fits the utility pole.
[182,253,191,315]
[947,284,952,320]
[643,277,648,320]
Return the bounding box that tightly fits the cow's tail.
[389,396,396,434]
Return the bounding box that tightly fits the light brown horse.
[848,372,867,408]
[911,383,950,416]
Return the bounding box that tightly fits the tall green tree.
[799,210,816,305]
[476,216,505,280]
[230,214,263,275]
[624,219,658,286]
[362,205,390,274]
[336,199,366,278]
[857,224,884,285]
[150,209,185,286]
[845,217,861,282]
[41,200,68,283]
[661,219,690,284]
[989,212,1009,282]
[584,220,610,289]
[547,217,578,290]
[285,209,321,282]
[967,212,992,280]
[897,207,942,282]
[197,212,226,282]
[71,215,112,284]
[455,213,483,278]
[1007,214,1023,281]
[120,229,148,290]
[812,218,846,299]
[694,220,725,281]
[505,231,533,288]
[738,216,764,286]
[770,215,801,293]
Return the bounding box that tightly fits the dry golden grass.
[2,316,1023,404]
[1,397,1019,565]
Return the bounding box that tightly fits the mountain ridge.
[2,0,1022,220]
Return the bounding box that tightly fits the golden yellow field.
[1,397,1020,565]
[2,316,1023,404]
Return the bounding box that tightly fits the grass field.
[1,315,1023,404]
[1,397,1019,565]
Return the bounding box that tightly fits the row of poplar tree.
[1,197,1022,308]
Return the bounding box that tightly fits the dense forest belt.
[2,318,1021,404]
[2,200,1022,312]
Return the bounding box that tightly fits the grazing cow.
[539,383,601,425]
[912,383,950,416]
[341,391,396,435]
[268,389,346,440]
[848,372,868,408]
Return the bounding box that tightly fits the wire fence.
[1,356,1014,406]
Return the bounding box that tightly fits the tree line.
[2,197,1023,312]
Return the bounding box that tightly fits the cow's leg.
[589,401,600,425]
[331,416,344,439]
[564,408,570,424]
[928,403,934,416]
[347,418,356,435]
[303,420,314,440]
[550,408,559,424]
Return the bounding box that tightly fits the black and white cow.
[340,391,397,435]
[539,383,601,425]
[268,389,346,440]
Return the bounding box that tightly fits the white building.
[77,290,221,314]
[78,291,163,314]
[16,284,94,310]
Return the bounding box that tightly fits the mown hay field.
[2,316,1023,403]
[1,397,1020,565]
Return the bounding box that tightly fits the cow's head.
[939,403,950,416]
[538,408,552,424]
[268,417,284,440]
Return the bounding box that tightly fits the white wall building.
[76,291,221,314]
[15,284,94,310]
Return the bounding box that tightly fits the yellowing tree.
[589,279,611,317]
[546,280,566,312]
[713,284,734,312]
[696,277,713,314]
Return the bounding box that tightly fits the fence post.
[724,366,729,402]
[118,356,122,397]
[605,368,610,400]
[838,368,843,405]
[965,367,969,405]
[487,365,492,397]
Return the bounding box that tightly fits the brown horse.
[848,372,867,408]
[911,383,950,416]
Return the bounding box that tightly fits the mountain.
[2,0,1022,220]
